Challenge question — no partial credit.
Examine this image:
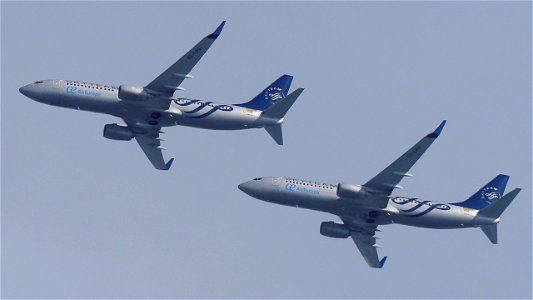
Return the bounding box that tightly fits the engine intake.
[118,85,150,101]
[103,123,134,141]
[337,183,369,199]
[320,221,350,239]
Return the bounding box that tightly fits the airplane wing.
[341,216,387,268]
[145,21,225,96]
[124,120,174,170]
[134,133,174,170]
[363,120,446,199]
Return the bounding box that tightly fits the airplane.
[238,121,521,268]
[19,21,304,170]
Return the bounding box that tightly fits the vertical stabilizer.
[235,75,293,111]
[452,174,509,209]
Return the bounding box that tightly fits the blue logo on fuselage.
[66,86,101,97]
[284,183,320,195]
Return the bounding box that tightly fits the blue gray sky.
[2,2,531,298]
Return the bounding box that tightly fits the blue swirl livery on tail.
[452,174,509,209]
[236,75,293,111]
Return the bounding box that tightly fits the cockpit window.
[35,81,43,84]
[253,178,262,181]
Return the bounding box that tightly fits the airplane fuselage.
[20,79,280,131]
[239,176,496,230]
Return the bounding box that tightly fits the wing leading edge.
[351,232,387,268]
[145,21,226,96]
[364,120,446,198]
[341,217,387,268]
[134,133,174,170]
[123,119,174,170]
[339,121,446,267]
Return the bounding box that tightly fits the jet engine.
[118,85,151,101]
[336,183,369,199]
[103,123,134,141]
[320,221,350,238]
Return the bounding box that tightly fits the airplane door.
[52,80,60,89]
[272,177,282,186]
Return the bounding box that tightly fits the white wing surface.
[145,21,225,96]
[363,120,446,204]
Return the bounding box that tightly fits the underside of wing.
[351,232,387,268]
[145,21,225,96]
[124,119,174,170]
[341,217,387,268]
[364,120,446,197]
[134,133,174,170]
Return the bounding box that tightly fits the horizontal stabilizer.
[262,88,304,119]
[265,124,283,145]
[481,224,498,244]
[478,188,521,219]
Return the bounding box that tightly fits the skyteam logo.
[481,186,500,200]
[265,87,284,101]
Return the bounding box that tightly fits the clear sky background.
[2,2,531,299]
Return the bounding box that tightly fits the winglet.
[164,158,175,170]
[207,21,226,39]
[378,256,388,268]
[426,120,446,138]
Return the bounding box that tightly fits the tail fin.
[236,75,293,111]
[478,188,521,244]
[451,174,509,209]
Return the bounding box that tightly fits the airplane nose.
[19,85,31,97]
[238,182,249,193]
[238,181,255,196]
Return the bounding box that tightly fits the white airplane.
[19,21,304,170]
[238,121,521,268]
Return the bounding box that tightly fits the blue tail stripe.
[235,74,293,111]
[451,174,510,210]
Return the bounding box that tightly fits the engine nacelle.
[103,123,134,141]
[118,85,151,101]
[320,221,350,238]
[336,183,369,199]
